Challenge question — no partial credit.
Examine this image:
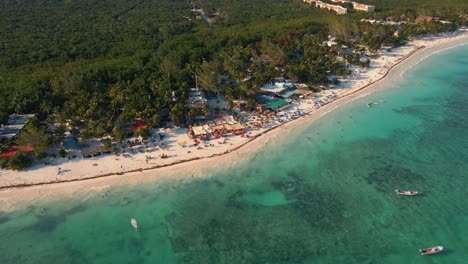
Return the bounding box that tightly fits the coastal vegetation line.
[0,43,427,191]
[0,0,466,173]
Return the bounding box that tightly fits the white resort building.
[304,0,348,15]
[0,114,35,141]
[330,0,375,12]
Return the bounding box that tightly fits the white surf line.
[400,39,468,78]
[89,185,110,191]
[324,87,378,117]
[319,101,347,118]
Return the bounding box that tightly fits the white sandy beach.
[1,29,467,211]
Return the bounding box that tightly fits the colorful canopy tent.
[192,126,209,137]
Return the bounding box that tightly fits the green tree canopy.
[169,103,185,126]
[8,151,33,170]
[16,125,50,155]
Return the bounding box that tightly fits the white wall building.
[329,0,375,12]
[308,0,348,15]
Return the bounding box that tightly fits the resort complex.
[304,0,347,15]
[0,0,465,180]
[330,0,375,12]
[0,0,468,263]
[0,114,35,141]
[304,0,375,14]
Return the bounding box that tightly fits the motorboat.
[394,190,419,196]
[131,218,138,231]
[367,100,384,107]
[419,246,443,255]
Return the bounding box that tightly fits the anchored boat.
[131,218,138,231]
[394,190,419,196]
[419,246,444,255]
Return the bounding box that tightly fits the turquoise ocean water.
[1,43,467,263]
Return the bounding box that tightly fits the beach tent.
[211,124,225,132]
[229,123,245,131]
[202,125,213,134]
[192,126,208,138]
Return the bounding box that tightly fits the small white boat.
[394,190,419,196]
[131,218,138,231]
[419,245,444,255]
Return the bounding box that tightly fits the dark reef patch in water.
[286,165,307,180]
[291,186,345,230]
[367,164,424,192]
[225,190,246,209]
[0,215,11,225]
[271,175,346,231]
[164,174,335,263]
[172,216,318,263]
[27,204,87,233]
[64,246,91,264]
[209,178,225,189]
[29,214,66,233]
[394,104,442,122]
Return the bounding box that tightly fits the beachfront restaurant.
[190,125,210,140]
[260,79,296,96]
[266,99,290,110]
[185,88,207,108]
[189,116,246,139]
[0,114,35,141]
[0,124,23,141]
[81,145,104,158]
[227,123,246,135]
[258,95,291,111]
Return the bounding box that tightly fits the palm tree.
[55,124,67,138]
[188,108,197,120]
[246,98,256,110]
[16,125,50,156]
[102,138,113,152]
[169,103,185,125]
[112,126,126,144]
[147,114,161,128]
[225,100,234,113]
[196,59,222,92]
[202,104,210,118]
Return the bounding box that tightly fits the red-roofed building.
[1,145,34,159]
[133,121,147,130]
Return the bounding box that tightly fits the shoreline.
[0,46,425,192]
[1,31,467,211]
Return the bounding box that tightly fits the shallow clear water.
[1,44,467,263]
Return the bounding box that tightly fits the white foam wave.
[400,42,468,78]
